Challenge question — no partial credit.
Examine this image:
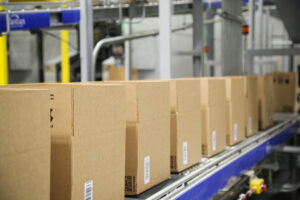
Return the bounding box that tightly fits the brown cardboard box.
[268,72,280,112]
[200,78,226,157]
[169,80,202,172]
[244,76,259,137]
[2,84,126,200]
[109,65,138,80]
[0,88,50,200]
[268,72,299,113]
[257,75,274,130]
[223,77,246,146]
[105,81,170,195]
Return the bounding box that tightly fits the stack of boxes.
[224,77,246,145]
[170,79,202,172]
[1,84,127,200]
[45,84,127,200]
[200,78,226,157]
[244,76,259,137]
[258,75,274,130]
[118,81,171,195]
[1,73,294,199]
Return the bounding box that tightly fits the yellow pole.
[0,0,8,85]
[60,0,71,83]
[61,29,70,83]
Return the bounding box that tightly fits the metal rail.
[246,48,300,75]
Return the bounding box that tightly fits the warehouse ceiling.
[274,0,300,44]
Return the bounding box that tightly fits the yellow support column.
[61,30,70,83]
[60,0,72,83]
[0,1,8,85]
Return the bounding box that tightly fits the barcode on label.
[248,117,252,133]
[144,156,150,184]
[125,176,136,192]
[234,123,238,141]
[266,112,269,127]
[212,131,216,151]
[84,180,93,200]
[170,155,177,169]
[183,141,188,165]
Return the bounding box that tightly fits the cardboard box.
[109,65,138,81]
[268,72,299,113]
[2,83,126,200]
[169,80,202,172]
[106,81,170,195]
[0,88,50,200]
[200,78,226,157]
[244,76,259,137]
[257,75,274,130]
[223,77,246,146]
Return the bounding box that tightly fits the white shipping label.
[248,117,252,133]
[234,123,238,141]
[144,156,150,184]
[266,112,269,127]
[183,141,188,165]
[84,180,93,200]
[212,131,216,151]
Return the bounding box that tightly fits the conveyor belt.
[126,113,300,200]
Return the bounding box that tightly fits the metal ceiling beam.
[93,2,193,22]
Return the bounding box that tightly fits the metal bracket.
[258,162,279,171]
[172,50,202,57]
[217,10,246,25]
[0,0,10,36]
[274,182,300,193]
[246,48,300,75]
[278,146,300,154]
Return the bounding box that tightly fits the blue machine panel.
[176,123,298,200]
[61,9,80,24]
[0,9,80,32]
[0,12,50,32]
[204,0,249,9]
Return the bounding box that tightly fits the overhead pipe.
[92,18,220,73]
[92,23,193,71]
